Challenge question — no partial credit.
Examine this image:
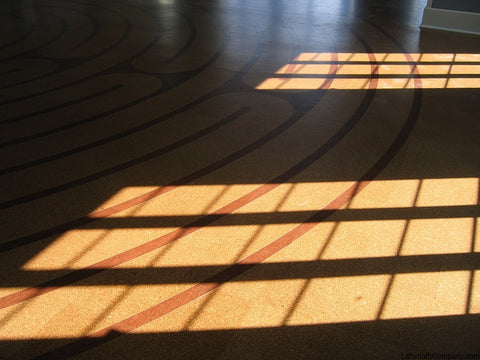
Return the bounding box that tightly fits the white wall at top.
[421,0,480,35]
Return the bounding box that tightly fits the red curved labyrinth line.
[2,8,426,354]
[35,47,424,358]
[0,32,330,242]
[32,181,372,360]
[0,54,341,309]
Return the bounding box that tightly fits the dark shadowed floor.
[1,0,479,358]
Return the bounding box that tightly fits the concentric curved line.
[0,5,303,210]
[70,5,99,50]
[0,5,102,90]
[0,10,236,177]
[0,4,223,128]
[0,48,356,307]
[0,6,69,63]
[0,22,415,344]
[0,3,282,187]
[32,25,424,358]
[0,85,122,146]
[1,45,332,251]
[0,25,219,139]
[0,0,220,107]
[163,12,197,64]
[0,1,145,105]
[0,12,35,51]
[0,58,58,90]
[0,99,253,211]
[0,49,231,175]
[0,67,20,76]
[0,20,257,206]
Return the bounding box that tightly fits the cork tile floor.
[0,0,479,358]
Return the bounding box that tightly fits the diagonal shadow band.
[8,314,480,360]
[2,252,479,287]
[71,204,480,229]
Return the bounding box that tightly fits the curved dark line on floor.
[0,65,58,91]
[0,27,236,199]
[0,2,133,105]
[0,1,223,109]
[0,105,250,211]
[33,24,424,360]
[0,6,303,188]
[0,12,34,51]
[0,11,201,137]
[0,8,69,63]
[0,27,352,254]
[113,1,211,66]
[0,53,231,175]
[3,1,176,91]
[0,6,103,91]
[164,13,197,64]
[357,18,423,179]
[0,45,365,308]
[0,85,123,147]
[0,15,230,170]
[0,67,20,76]
[71,7,100,50]
[1,62,339,253]
[0,0,221,107]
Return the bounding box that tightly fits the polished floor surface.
[1,0,479,358]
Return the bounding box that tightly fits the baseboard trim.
[421,7,480,35]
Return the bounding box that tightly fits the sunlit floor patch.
[256,53,480,89]
[19,177,479,271]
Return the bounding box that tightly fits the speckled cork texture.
[1,0,479,358]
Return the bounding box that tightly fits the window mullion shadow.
[375,178,423,319]
[465,177,479,314]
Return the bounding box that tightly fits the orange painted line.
[0,54,344,310]
[0,53,364,310]
[33,43,425,360]
[40,52,424,360]
[32,179,373,360]
[285,63,297,74]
